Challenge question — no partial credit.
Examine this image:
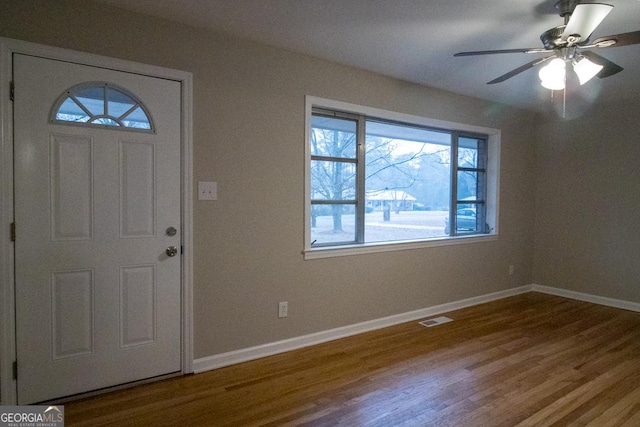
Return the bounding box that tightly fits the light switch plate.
[198,181,217,200]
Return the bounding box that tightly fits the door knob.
[166,246,178,257]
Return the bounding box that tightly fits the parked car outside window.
[444,208,477,234]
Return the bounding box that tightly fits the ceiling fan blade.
[487,56,555,84]
[562,3,613,42]
[591,30,640,48]
[454,48,548,57]
[580,51,623,78]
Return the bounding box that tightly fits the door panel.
[50,134,94,240]
[14,54,182,404]
[120,140,155,238]
[51,269,95,359]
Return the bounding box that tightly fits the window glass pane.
[106,87,136,118]
[364,121,450,243]
[311,160,356,201]
[310,116,356,159]
[75,86,105,116]
[311,204,356,245]
[455,207,479,233]
[56,98,90,123]
[457,171,486,201]
[365,205,449,243]
[458,137,486,168]
[92,117,119,127]
[121,106,152,129]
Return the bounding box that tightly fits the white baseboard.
[531,284,640,312]
[193,285,531,373]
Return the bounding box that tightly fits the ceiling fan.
[455,0,640,89]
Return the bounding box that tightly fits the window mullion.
[103,85,109,117]
[311,155,357,164]
[356,115,366,244]
[477,138,488,231]
[450,132,459,236]
[457,167,486,173]
[311,200,357,205]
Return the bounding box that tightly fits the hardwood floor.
[64,292,640,426]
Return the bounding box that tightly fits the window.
[51,82,154,132]
[305,97,499,259]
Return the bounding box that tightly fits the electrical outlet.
[508,265,514,276]
[278,301,288,318]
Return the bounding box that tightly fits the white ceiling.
[96,0,640,112]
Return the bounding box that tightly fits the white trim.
[180,69,195,376]
[0,39,16,406]
[532,284,640,312]
[306,96,501,136]
[193,286,531,373]
[303,95,501,260]
[0,37,194,404]
[304,234,498,260]
[486,130,500,235]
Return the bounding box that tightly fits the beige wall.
[1,0,537,358]
[533,99,640,302]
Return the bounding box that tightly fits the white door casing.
[1,40,193,405]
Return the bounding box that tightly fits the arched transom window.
[51,82,154,132]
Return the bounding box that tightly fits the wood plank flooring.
[64,292,640,426]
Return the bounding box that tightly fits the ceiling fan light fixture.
[539,58,566,90]
[573,56,604,85]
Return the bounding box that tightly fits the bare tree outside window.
[310,116,356,235]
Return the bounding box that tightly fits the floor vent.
[419,316,453,328]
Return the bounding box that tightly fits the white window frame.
[50,81,156,132]
[304,96,500,260]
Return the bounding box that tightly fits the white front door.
[13,54,182,404]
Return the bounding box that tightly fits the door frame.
[0,37,194,405]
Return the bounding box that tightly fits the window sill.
[303,234,498,260]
